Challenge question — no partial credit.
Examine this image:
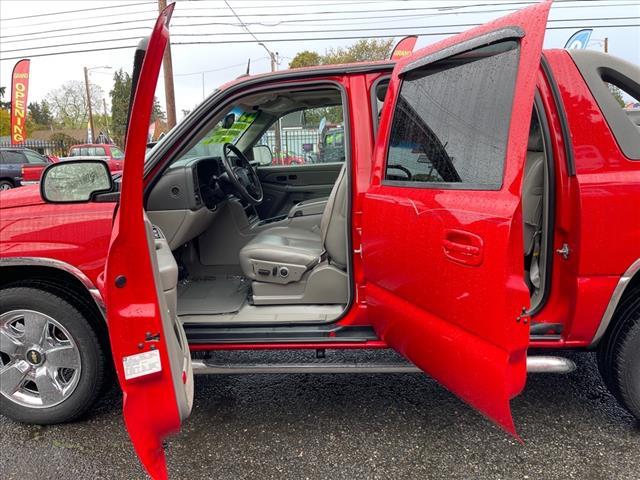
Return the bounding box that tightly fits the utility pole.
[262,45,282,156]
[604,37,609,53]
[159,0,177,129]
[83,66,95,144]
[103,98,110,140]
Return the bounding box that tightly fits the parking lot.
[1,349,638,480]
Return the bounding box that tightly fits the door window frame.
[381,37,524,192]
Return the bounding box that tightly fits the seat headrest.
[528,115,544,152]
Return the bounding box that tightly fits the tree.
[322,39,394,64]
[608,83,626,108]
[46,80,104,128]
[110,69,132,145]
[289,38,394,70]
[0,108,10,136]
[0,86,10,109]
[151,97,166,122]
[28,100,54,128]
[289,51,322,69]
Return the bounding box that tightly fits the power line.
[1,26,152,44]
[1,23,637,62]
[1,36,146,54]
[0,1,155,22]
[169,23,639,44]
[223,0,262,45]
[173,16,640,37]
[174,57,270,76]
[2,15,637,53]
[3,0,638,41]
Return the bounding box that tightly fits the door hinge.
[556,243,570,260]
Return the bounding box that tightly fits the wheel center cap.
[25,349,44,366]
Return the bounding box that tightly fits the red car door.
[361,1,551,437]
[99,5,193,480]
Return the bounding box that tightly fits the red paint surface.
[101,6,177,479]
[361,1,552,437]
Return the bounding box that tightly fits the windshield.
[167,107,258,169]
[111,147,125,159]
[186,108,257,158]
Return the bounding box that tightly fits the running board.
[192,356,576,375]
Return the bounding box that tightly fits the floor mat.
[177,276,249,315]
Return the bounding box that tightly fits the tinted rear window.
[385,41,520,189]
[1,151,27,165]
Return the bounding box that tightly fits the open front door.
[362,2,551,436]
[99,5,194,479]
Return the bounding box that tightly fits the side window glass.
[605,82,640,131]
[94,147,106,156]
[385,41,520,189]
[24,151,45,164]
[256,104,345,166]
[2,151,27,164]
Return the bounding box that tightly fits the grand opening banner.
[11,59,30,144]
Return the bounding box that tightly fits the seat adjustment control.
[279,267,289,278]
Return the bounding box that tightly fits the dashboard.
[147,156,226,212]
[146,156,227,250]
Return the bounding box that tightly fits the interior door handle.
[442,229,484,266]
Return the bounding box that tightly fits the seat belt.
[528,192,544,290]
[529,230,542,289]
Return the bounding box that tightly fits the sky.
[1,0,639,122]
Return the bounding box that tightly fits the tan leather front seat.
[239,166,347,284]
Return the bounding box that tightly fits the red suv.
[1,4,639,479]
[67,143,124,172]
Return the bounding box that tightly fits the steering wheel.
[386,164,413,181]
[221,143,263,205]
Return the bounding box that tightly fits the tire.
[0,287,106,424]
[597,285,640,420]
[0,179,14,191]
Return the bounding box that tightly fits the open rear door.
[362,1,551,436]
[99,5,194,479]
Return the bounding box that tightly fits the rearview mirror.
[222,113,236,129]
[252,145,273,166]
[41,160,113,203]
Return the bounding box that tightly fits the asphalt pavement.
[1,349,639,480]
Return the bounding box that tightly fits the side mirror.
[252,145,273,166]
[41,160,113,203]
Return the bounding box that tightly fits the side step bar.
[192,355,576,375]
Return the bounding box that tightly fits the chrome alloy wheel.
[0,310,81,408]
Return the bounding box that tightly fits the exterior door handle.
[442,229,484,266]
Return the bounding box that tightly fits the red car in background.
[67,143,124,171]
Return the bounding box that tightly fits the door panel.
[256,163,342,217]
[100,5,193,479]
[362,1,551,437]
